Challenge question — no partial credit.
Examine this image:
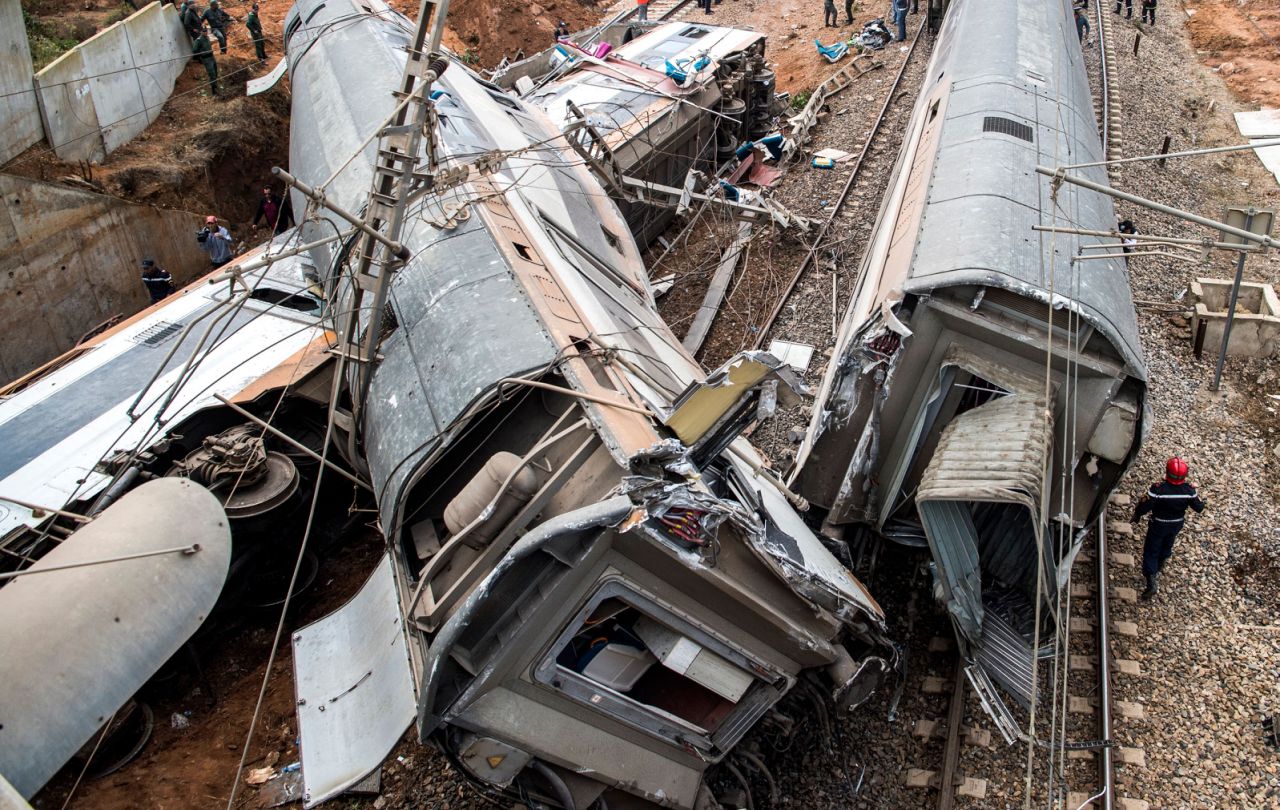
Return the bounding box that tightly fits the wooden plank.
[682,221,752,353]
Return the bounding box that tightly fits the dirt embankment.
[8,0,297,232]
[8,0,610,233]
[1185,0,1280,107]
[440,0,605,65]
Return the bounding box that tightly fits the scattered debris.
[767,340,816,373]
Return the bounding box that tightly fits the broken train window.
[533,581,786,754]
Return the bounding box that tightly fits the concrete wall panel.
[126,3,189,125]
[0,0,44,163]
[80,23,144,156]
[33,48,104,163]
[0,174,207,382]
[32,2,190,163]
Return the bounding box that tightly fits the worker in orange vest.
[636,0,650,21]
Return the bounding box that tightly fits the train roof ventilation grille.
[133,321,183,347]
[983,116,1034,143]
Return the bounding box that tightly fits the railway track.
[750,16,929,349]
[616,0,697,23]
[1093,0,1123,172]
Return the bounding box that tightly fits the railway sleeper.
[902,768,988,799]
[911,719,992,748]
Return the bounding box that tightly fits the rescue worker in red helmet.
[1132,457,1205,600]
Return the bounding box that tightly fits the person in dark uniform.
[202,0,233,54]
[246,3,267,61]
[1113,0,1132,18]
[824,0,838,26]
[193,27,219,96]
[1133,457,1205,600]
[845,0,856,25]
[180,0,203,39]
[140,260,175,303]
[1140,0,1156,24]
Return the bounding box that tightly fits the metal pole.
[270,167,411,260]
[1036,167,1276,249]
[0,544,201,580]
[208,229,356,284]
[1033,224,1259,252]
[1062,136,1280,171]
[1211,208,1254,391]
[1096,517,1115,810]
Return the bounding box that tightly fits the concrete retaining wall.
[0,0,44,163]
[33,2,189,163]
[0,174,207,382]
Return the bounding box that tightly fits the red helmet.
[1165,457,1188,484]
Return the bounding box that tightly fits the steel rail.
[937,656,966,810]
[750,17,927,349]
[1094,0,1111,159]
[1094,514,1115,810]
[618,0,696,23]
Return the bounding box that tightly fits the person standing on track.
[1141,0,1156,24]
[1113,0,1132,19]
[700,0,712,14]
[1132,457,1205,601]
[891,0,909,40]
[824,0,838,27]
[635,0,649,21]
[1075,4,1090,43]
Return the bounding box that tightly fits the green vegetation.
[24,9,82,71]
[104,3,138,26]
[461,48,480,66]
[791,89,813,111]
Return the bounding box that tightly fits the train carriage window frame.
[531,578,788,757]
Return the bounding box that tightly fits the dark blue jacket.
[1134,481,1204,525]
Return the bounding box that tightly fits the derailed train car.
[0,3,892,807]
[792,0,1147,727]
[283,3,893,806]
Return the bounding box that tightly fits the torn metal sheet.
[0,479,231,799]
[726,443,884,627]
[247,55,289,95]
[665,352,805,445]
[293,553,415,808]
[916,394,1053,646]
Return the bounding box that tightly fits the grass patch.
[791,89,813,110]
[23,9,100,71]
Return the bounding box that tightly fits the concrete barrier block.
[32,2,189,163]
[1190,278,1280,358]
[124,3,189,125]
[35,47,105,163]
[81,23,143,155]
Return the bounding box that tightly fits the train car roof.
[893,0,1146,376]
[0,243,328,538]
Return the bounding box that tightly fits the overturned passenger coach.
[0,3,891,808]
[792,0,1148,731]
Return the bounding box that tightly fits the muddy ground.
[1185,0,1280,106]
